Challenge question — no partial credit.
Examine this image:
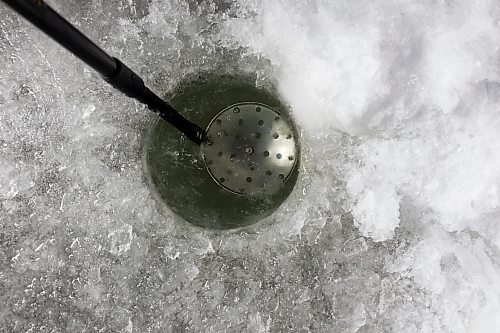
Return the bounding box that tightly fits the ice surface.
[1,0,500,332]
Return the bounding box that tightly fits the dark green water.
[143,72,300,229]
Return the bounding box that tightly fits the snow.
[1,0,500,332]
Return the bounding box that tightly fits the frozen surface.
[1,0,500,332]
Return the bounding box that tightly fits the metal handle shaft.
[1,0,205,144]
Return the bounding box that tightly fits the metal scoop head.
[201,102,298,196]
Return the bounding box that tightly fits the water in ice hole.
[1,0,500,332]
[145,72,300,230]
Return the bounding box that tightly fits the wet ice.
[1,0,500,332]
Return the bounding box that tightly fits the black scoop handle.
[1,0,206,144]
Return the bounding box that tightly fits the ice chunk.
[108,224,133,256]
[347,173,401,241]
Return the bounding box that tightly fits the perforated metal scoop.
[201,103,298,196]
